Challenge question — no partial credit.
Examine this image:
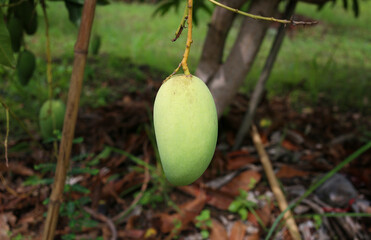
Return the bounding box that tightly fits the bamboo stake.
[233,0,297,150]
[251,125,301,240]
[41,1,97,239]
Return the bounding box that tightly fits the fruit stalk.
[181,0,193,76]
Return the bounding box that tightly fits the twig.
[113,153,150,224]
[40,0,59,159]
[0,0,27,8]
[0,97,41,148]
[266,141,371,240]
[83,207,117,240]
[172,5,188,42]
[208,0,317,25]
[251,125,301,240]
[233,0,297,150]
[41,1,97,239]
[164,0,193,81]
[4,108,9,166]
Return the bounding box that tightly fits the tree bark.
[195,0,247,83]
[205,0,280,117]
[233,0,298,150]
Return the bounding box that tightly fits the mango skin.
[153,74,218,186]
[39,100,66,140]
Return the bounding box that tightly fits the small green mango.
[14,0,38,35]
[39,100,66,140]
[153,74,218,186]
[7,17,23,52]
[16,49,36,85]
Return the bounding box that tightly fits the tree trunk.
[204,0,280,117]
[195,0,247,83]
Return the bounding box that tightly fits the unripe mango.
[153,74,218,186]
[39,100,66,140]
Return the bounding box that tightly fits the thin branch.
[251,125,301,240]
[0,97,40,146]
[4,108,9,166]
[172,5,188,42]
[41,0,59,159]
[113,153,150,224]
[0,0,27,8]
[164,0,193,81]
[84,207,117,240]
[233,0,298,150]
[208,0,317,25]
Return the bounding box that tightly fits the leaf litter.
[0,59,371,239]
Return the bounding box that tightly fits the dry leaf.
[221,170,261,196]
[229,221,246,240]
[281,140,299,151]
[276,165,310,178]
[156,190,207,234]
[210,219,228,240]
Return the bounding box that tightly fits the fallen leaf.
[247,203,272,229]
[227,150,257,171]
[210,219,228,240]
[245,232,260,240]
[117,229,145,239]
[0,212,16,240]
[178,185,234,210]
[156,190,207,234]
[229,220,246,240]
[276,165,310,178]
[281,140,299,151]
[220,170,261,196]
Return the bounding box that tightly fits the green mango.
[7,17,23,52]
[153,74,218,186]
[90,34,101,56]
[39,100,66,140]
[14,0,38,35]
[16,50,36,85]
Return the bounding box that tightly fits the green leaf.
[69,167,99,175]
[64,0,83,26]
[200,230,209,239]
[238,208,248,220]
[0,10,15,68]
[228,200,242,213]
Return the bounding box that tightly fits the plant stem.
[41,0,97,239]
[233,0,297,150]
[41,0,59,159]
[265,140,371,240]
[0,97,41,147]
[164,0,193,81]
[181,0,193,76]
[208,0,317,25]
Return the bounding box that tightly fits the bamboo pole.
[251,125,301,240]
[42,1,97,239]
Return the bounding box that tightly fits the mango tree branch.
[41,0,97,239]
[172,5,188,42]
[208,0,317,25]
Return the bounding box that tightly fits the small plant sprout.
[195,209,213,239]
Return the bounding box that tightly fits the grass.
[1,0,370,137]
[241,1,371,112]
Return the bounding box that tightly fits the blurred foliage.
[153,0,212,25]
